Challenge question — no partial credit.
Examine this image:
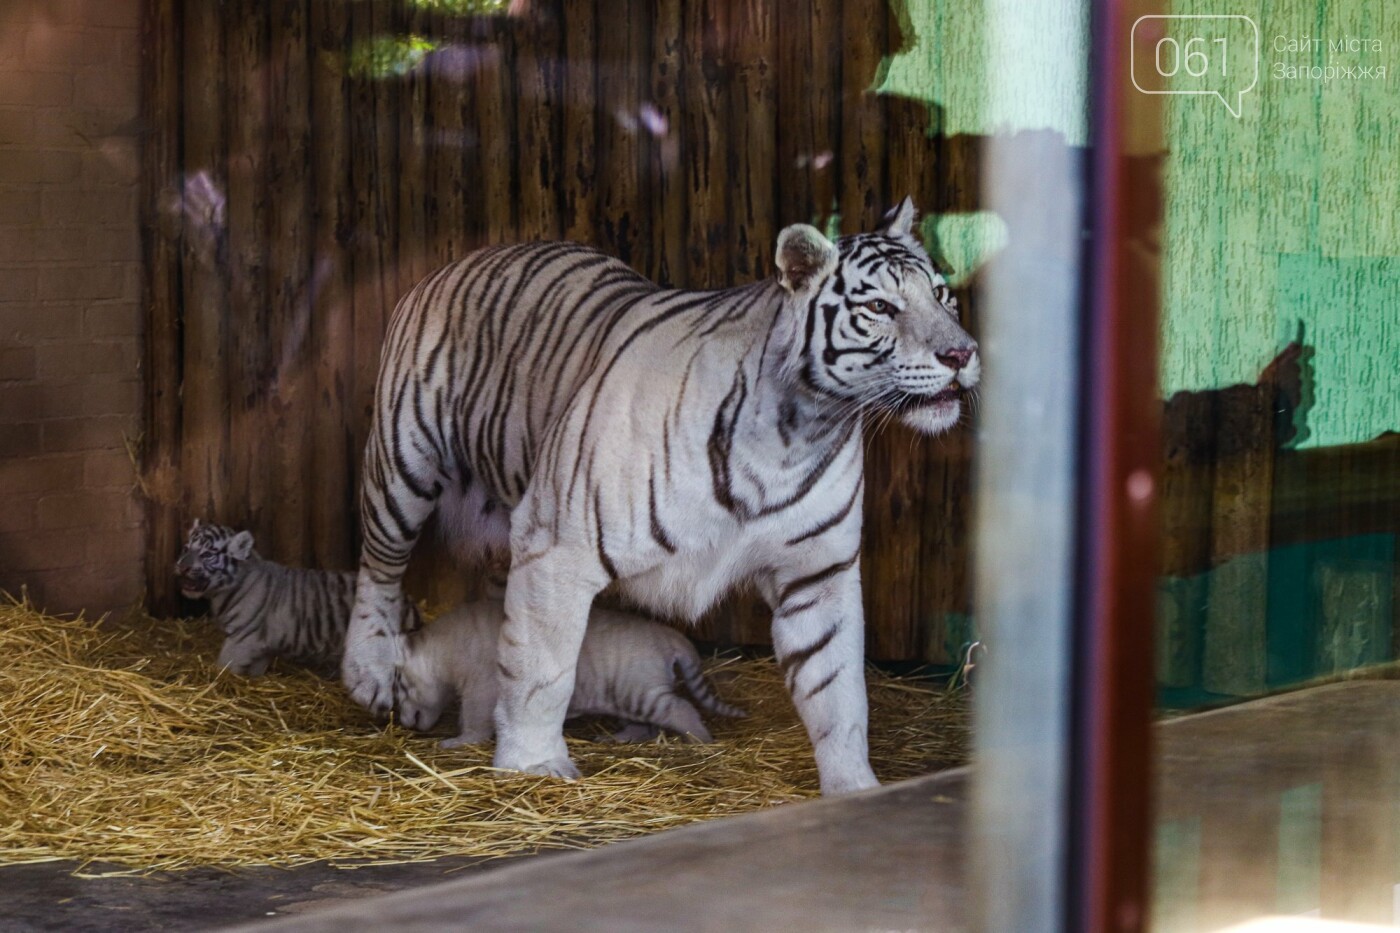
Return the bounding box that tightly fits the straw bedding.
[0,597,969,873]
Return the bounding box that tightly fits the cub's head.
[174,519,255,599]
[396,632,452,733]
[775,197,979,435]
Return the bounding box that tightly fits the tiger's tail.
[674,654,746,720]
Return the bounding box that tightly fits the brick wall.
[0,0,144,614]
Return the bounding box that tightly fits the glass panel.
[1145,0,1400,927]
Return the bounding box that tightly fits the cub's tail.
[674,653,746,720]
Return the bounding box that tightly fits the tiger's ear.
[775,224,837,294]
[228,530,255,561]
[878,196,918,237]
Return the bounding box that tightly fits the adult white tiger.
[343,198,980,795]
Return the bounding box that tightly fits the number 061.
[1154,36,1228,77]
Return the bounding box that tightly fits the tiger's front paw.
[494,747,581,780]
[341,632,400,722]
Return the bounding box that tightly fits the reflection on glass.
[1148,0,1400,927]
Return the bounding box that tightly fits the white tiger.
[343,198,980,795]
[398,600,745,747]
[174,519,418,677]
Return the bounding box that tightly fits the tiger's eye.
[868,299,891,314]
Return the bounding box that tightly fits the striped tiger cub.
[398,600,745,747]
[175,519,419,677]
[344,198,979,795]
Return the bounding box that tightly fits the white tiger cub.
[344,198,980,795]
[397,600,745,747]
[175,519,419,677]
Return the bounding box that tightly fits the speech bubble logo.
[1131,15,1259,118]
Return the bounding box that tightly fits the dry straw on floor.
[0,597,969,874]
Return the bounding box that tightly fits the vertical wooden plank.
[647,0,684,286]
[727,0,774,282]
[398,0,432,292]
[142,0,184,615]
[560,0,597,244]
[681,0,729,288]
[1202,388,1274,696]
[776,0,839,228]
[913,429,976,664]
[347,1,393,515]
[224,0,271,537]
[308,0,355,572]
[864,23,940,662]
[265,0,314,567]
[594,0,648,269]
[839,0,885,232]
[515,0,564,244]
[476,12,517,244]
[179,0,230,536]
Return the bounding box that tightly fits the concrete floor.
[0,856,534,932]
[6,681,1398,932]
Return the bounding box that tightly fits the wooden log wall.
[141,0,982,662]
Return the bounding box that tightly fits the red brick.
[0,267,38,301]
[0,500,35,533]
[0,344,36,380]
[22,27,88,70]
[14,150,81,187]
[0,189,40,225]
[29,108,85,148]
[81,221,140,261]
[0,303,82,340]
[81,447,135,487]
[0,421,39,457]
[17,564,144,616]
[81,144,139,190]
[0,107,35,145]
[0,227,35,262]
[74,67,136,117]
[85,29,138,68]
[80,377,140,417]
[85,525,145,565]
[38,486,135,530]
[50,0,141,31]
[0,72,73,108]
[40,414,132,452]
[32,227,87,263]
[0,453,83,494]
[82,301,139,337]
[37,263,124,301]
[0,530,89,572]
[0,381,85,421]
[41,186,134,227]
[35,337,138,379]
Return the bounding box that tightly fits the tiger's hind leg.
[609,721,660,743]
[642,692,713,744]
[343,404,445,720]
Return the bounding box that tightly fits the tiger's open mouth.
[177,574,207,598]
[907,385,962,408]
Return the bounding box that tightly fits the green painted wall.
[885,0,1400,447]
[1163,0,1400,447]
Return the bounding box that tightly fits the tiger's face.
[777,197,980,436]
[175,519,255,598]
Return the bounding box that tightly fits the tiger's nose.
[936,346,976,370]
